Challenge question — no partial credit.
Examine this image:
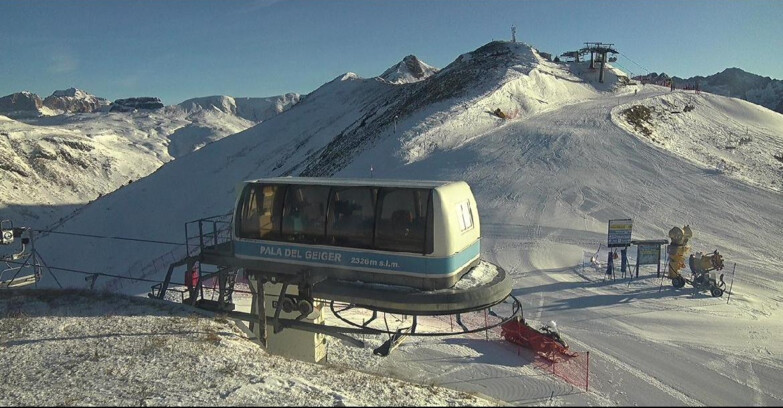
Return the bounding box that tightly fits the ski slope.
[4,41,783,405]
[327,83,783,405]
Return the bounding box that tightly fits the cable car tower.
[582,42,618,83]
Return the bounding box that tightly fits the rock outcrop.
[109,97,165,112]
[0,91,43,116]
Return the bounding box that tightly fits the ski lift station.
[147,178,520,361]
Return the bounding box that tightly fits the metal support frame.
[1,226,60,289]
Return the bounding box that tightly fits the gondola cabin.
[232,178,481,290]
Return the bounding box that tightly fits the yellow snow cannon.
[666,225,692,284]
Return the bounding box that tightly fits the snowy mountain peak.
[43,88,110,113]
[379,55,439,84]
[341,72,360,81]
[51,87,88,98]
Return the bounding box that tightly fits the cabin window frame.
[374,187,431,254]
[456,200,474,233]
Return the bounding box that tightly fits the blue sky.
[1,0,780,105]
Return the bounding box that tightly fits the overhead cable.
[33,230,183,246]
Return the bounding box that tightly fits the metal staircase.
[149,214,240,313]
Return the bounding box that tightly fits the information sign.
[608,219,633,247]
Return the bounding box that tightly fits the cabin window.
[237,185,261,239]
[375,188,429,253]
[327,187,377,248]
[259,185,284,239]
[456,201,474,232]
[281,184,330,244]
[237,184,285,239]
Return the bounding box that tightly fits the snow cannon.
[684,250,727,297]
[689,250,724,274]
[666,225,692,286]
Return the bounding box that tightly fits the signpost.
[632,239,668,278]
[608,219,633,248]
[607,219,633,280]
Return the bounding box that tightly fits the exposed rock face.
[43,88,111,113]
[110,97,165,112]
[0,92,43,116]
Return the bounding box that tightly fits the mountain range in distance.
[0,87,302,123]
[3,63,781,119]
[633,67,783,113]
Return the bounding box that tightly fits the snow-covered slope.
[613,90,783,192]
[8,40,783,406]
[0,289,490,406]
[0,105,261,229]
[177,93,300,123]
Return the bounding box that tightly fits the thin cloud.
[49,51,79,74]
[225,0,284,16]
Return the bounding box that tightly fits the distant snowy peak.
[234,93,301,122]
[51,87,89,98]
[379,55,439,84]
[178,93,300,122]
[178,95,238,115]
[43,88,111,113]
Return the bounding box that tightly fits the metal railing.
[185,213,233,258]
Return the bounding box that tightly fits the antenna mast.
[511,26,517,43]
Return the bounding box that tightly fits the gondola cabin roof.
[243,177,462,189]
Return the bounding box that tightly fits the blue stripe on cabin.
[233,239,480,277]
